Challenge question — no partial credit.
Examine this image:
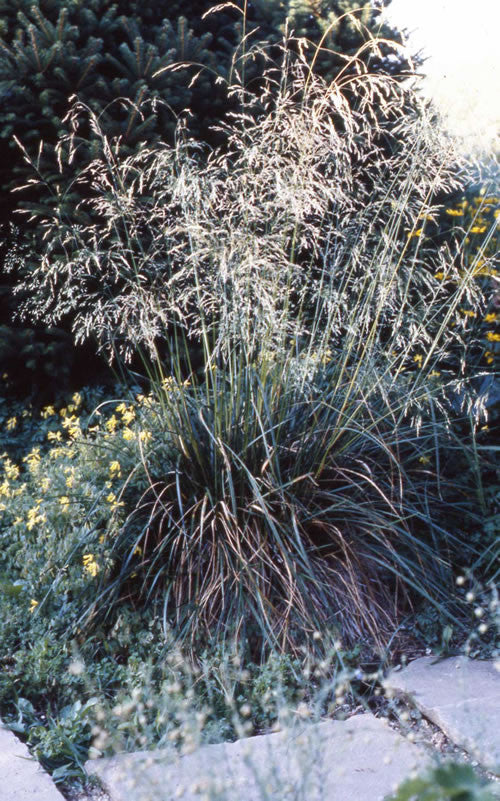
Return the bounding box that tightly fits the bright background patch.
[383,0,499,152]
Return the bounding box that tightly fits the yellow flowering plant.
[0,382,168,638]
[436,180,499,370]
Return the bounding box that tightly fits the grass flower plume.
[3,39,494,656]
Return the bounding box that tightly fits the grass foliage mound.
[3,45,496,653]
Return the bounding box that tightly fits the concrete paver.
[384,656,500,774]
[86,712,429,801]
[8,656,498,799]
[0,719,65,801]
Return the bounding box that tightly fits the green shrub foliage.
[0,0,214,222]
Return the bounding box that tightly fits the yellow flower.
[121,409,135,425]
[0,480,11,498]
[23,448,41,473]
[109,460,122,477]
[445,208,463,216]
[3,459,20,480]
[26,505,46,531]
[137,393,154,408]
[47,430,62,442]
[60,415,81,439]
[106,492,124,511]
[6,416,17,431]
[115,402,127,414]
[470,226,487,234]
[484,351,494,364]
[486,332,500,343]
[161,376,177,392]
[469,265,498,278]
[41,405,56,419]
[29,599,38,613]
[122,428,134,441]
[484,313,498,323]
[138,430,153,444]
[429,370,441,377]
[82,554,99,577]
[419,455,431,464]
[59,496,71,510]
[106,415,119,433]
[40,476,51,492]
[413,354,423,367]
[434,271,445,280]
[49,446,65,459]
[407,228,423,239]
[460,309,476,318]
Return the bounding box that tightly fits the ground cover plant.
[388,763,500,801]
[0,23,498,797]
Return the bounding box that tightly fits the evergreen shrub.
[0,0,411,223]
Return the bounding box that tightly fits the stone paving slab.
[86,712,429,801]
[384,656,500,774]
[0,719,65,801]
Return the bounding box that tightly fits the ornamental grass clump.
[3,40,492,654]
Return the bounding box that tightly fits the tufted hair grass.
[7,37,492,655]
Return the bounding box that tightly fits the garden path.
[1,656,498,801]
[85,656,499,801]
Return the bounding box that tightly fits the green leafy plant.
[9,696,98,783]
[387,762,500,801]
